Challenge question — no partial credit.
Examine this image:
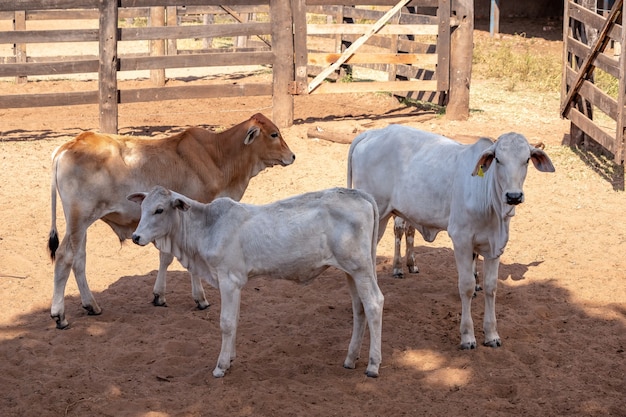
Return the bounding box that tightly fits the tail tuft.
[48,230,59,262]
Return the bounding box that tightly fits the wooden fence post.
[150,7,166,86]
[446,0,473,120]
[99,0,118,134]
[270,0,295,128]
[13,11,27,84]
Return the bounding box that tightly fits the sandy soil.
[0,21,625,417]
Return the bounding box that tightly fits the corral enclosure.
[0,8,625,417]
[0,0,472,131]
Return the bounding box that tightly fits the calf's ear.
[127,192,147,204]
[244,126,260,145]
[530,147,555,173]
[172,198,190,212]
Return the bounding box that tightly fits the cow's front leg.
[482,256,502,347]
[404,223,418,274]
[454,246,477,349]
[190,273,209,310]
[152,250,173,307]
[213,277,241,378]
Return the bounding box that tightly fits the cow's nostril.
[506,192,523,205]
[132,234,140,245]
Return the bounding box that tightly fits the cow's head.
[128,186,189,246]
[471,133,554,212]
[244,113,296,170]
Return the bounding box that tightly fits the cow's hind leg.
[50,236,74,329]
[392,217,406,278]
[72,233,101,317]
[482,257,502,347]
[404,223,419,274]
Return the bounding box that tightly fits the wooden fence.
[0,0,473,132]
[561,0,626,164]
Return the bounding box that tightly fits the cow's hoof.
[83,305,102,316]
[365,369,379,378]
[152,294,167,307]
[52,315,69,330]
[196,300,210,310]
[408,266,419,274]
[460,341,477,350]
[212,367,226,378]
[484,338,502,348]
[392,272,405,279]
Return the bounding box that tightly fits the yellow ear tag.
[477,165,485,177]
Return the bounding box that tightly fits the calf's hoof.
[196,300,210,310]
[392,271,405,279]
[408,266,419,274]
[212,367,226,378]
[484,338,502,348]
[152,294,167,307]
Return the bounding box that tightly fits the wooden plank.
[0,60,99,77]
[306,24,438,36]
[616,0,626,163]
[307,0,412,93]
[566,36,620,78]
[99,0,118,134]
[119,22,271,41]
[436,0,450,92]
[120,0,270,7]
[292,0,308,90]
[565,67,618,120]
[0,91,98,109]
[567,107,617,152]
[568,1,622,42]
[119,83,272,103]
[0,1,98,12]
[560,0,623,118]
[309,80,438,94]
[0,29,98,43]
[561,0,571,107]
[119,51,274,70]
[270,0,294,127]
[307,52,437,65]
[306,0,436,6]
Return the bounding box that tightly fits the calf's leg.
[454,245,477,349]
[213,277,241,378]
[343,274,367,370]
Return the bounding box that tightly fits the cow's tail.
[346,131,367,189]
[48,147,61,262]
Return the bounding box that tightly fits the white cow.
[128,186,384,378]
[347,125,554,349]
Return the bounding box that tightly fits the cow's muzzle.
[505,192,524,205]
[131,234,142,245]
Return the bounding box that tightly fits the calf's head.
[472,133,555,209]
[128,186,189,246]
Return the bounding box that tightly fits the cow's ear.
[244,126,260,145]
[127,192,147,204]
[472,149,495,176]
[530,148,556,173]
[172,198,190,212]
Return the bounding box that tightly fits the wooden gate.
[291,0,453,106]
[561,0,626,164]
[0,0,471,132]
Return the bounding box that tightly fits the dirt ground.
[1,20,625,417]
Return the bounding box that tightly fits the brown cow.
[48,113,295,329]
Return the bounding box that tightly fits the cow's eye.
[270,132,279,139]
[495,157,500,164]
[155,208,163,215]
